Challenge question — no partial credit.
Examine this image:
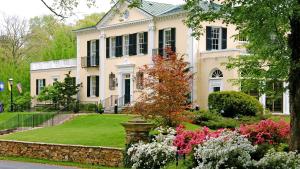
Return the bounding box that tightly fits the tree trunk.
[289,0,300,151]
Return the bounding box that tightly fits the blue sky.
[0,0,185,22]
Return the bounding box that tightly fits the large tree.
[184,0,300,151]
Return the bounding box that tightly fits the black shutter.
[43,79,46,88]
[106,38,110,58]
[36,79,38,95]
[87,41,91,67]
[206,26,212,51]
[143,32,148,54]
[116,36,123,57]
[96,76,99,97]
[159,29,164,56]
[171,28,176,52]
[87,76,90,97]
[222,28,227,49]
[129,33,137,56]
[96,40,99,65]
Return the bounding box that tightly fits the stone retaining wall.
[0,140,124,167]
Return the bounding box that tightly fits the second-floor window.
[159,28,176,56]
[110,37,116,57]
[164,29,172,48]
[90,40,97,66]
[123,35,129,56]
[86,40,99,67]
[138,33,145,54]
[206,26,227,51]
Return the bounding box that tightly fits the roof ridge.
[142,0,175,6]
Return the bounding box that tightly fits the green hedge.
[208,91,263,117]
[79,103,98,112]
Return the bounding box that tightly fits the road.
[0,160,78,169]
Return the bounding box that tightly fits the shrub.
[97,103,104,113]
[127,127,177,169]
[193,131,257,169]
[208,91,263,117]
[173,125,222,155]
[256,149,300,169]
[14,92,31,112]
[193,110,239,129]
[79,103,97,112]
[239,119,290,145]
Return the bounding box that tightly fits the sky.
[0,0,185,23]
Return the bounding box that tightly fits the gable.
[97,2,153,28]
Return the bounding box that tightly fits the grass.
[0,114,132,148]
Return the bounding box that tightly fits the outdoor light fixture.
[8,78,13,112]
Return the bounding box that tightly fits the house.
[30,0,290,114]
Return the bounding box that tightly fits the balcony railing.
[152,47,176,59]
[81,56,99,68]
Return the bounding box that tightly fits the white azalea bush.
[127,127,177,169]
[255,149,300,169]
[193,131,256,169]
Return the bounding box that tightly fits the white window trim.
[123,35,129,56]
[38,79,45,94]
[90,76,97,97]
[211,27,223,51]
[163,28,172,49]
[90,40,97,66]
[110,37,116,58]
[137,32,145,55]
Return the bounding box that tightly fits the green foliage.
[14,92,31,112]
[37,72,81,110]
[79,103,97,112]
[208,91,263,117]
[75,12,105,29]
[193,110,268,130]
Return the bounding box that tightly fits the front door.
[124,79,131,104]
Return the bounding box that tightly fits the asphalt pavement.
[0,160,78,169]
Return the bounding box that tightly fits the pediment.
[96,1,152,29]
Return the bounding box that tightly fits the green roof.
[140,1,179,16]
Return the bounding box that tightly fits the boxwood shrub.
[208,91,263,117]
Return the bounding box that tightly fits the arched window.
[209,69,223,93]
[211,69,223,79]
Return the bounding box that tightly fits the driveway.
[0,160,78,169]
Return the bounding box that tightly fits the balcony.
[81,56,99,68]
[152,47,176,59]
[30,58,77,71]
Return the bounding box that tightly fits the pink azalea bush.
[239,119,290,145]
[173,125,223,155]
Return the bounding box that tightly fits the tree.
[184,0,300,151]
[0,15,31,63]
[37,72,81,110]
[75,12,105,29]
[132,51,193,126]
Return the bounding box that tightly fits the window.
[110,37,116,57]
[136,71,144,90]
[211,69,223,78]
[36,79,45,95]
[206,26,227,50]
[138,33,145,54]
[90,76,97,97]
[90,40,97,66]
[266,81,283,113]
[123,35,129,56]
[212,28,220,50]
[164,29,172,49]
[209,69,223,93]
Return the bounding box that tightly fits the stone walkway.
[0,160,78,169]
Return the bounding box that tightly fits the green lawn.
[0,114,132,148]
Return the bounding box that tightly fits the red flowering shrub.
[239,119,290,145]
[173,125,223,155]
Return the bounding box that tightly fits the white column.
[76,36,81,100]
[259,94,266,109]
[148,22,156,59]
[99,31,106,101]
[283,82,290,115]
[187,28,198,105]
